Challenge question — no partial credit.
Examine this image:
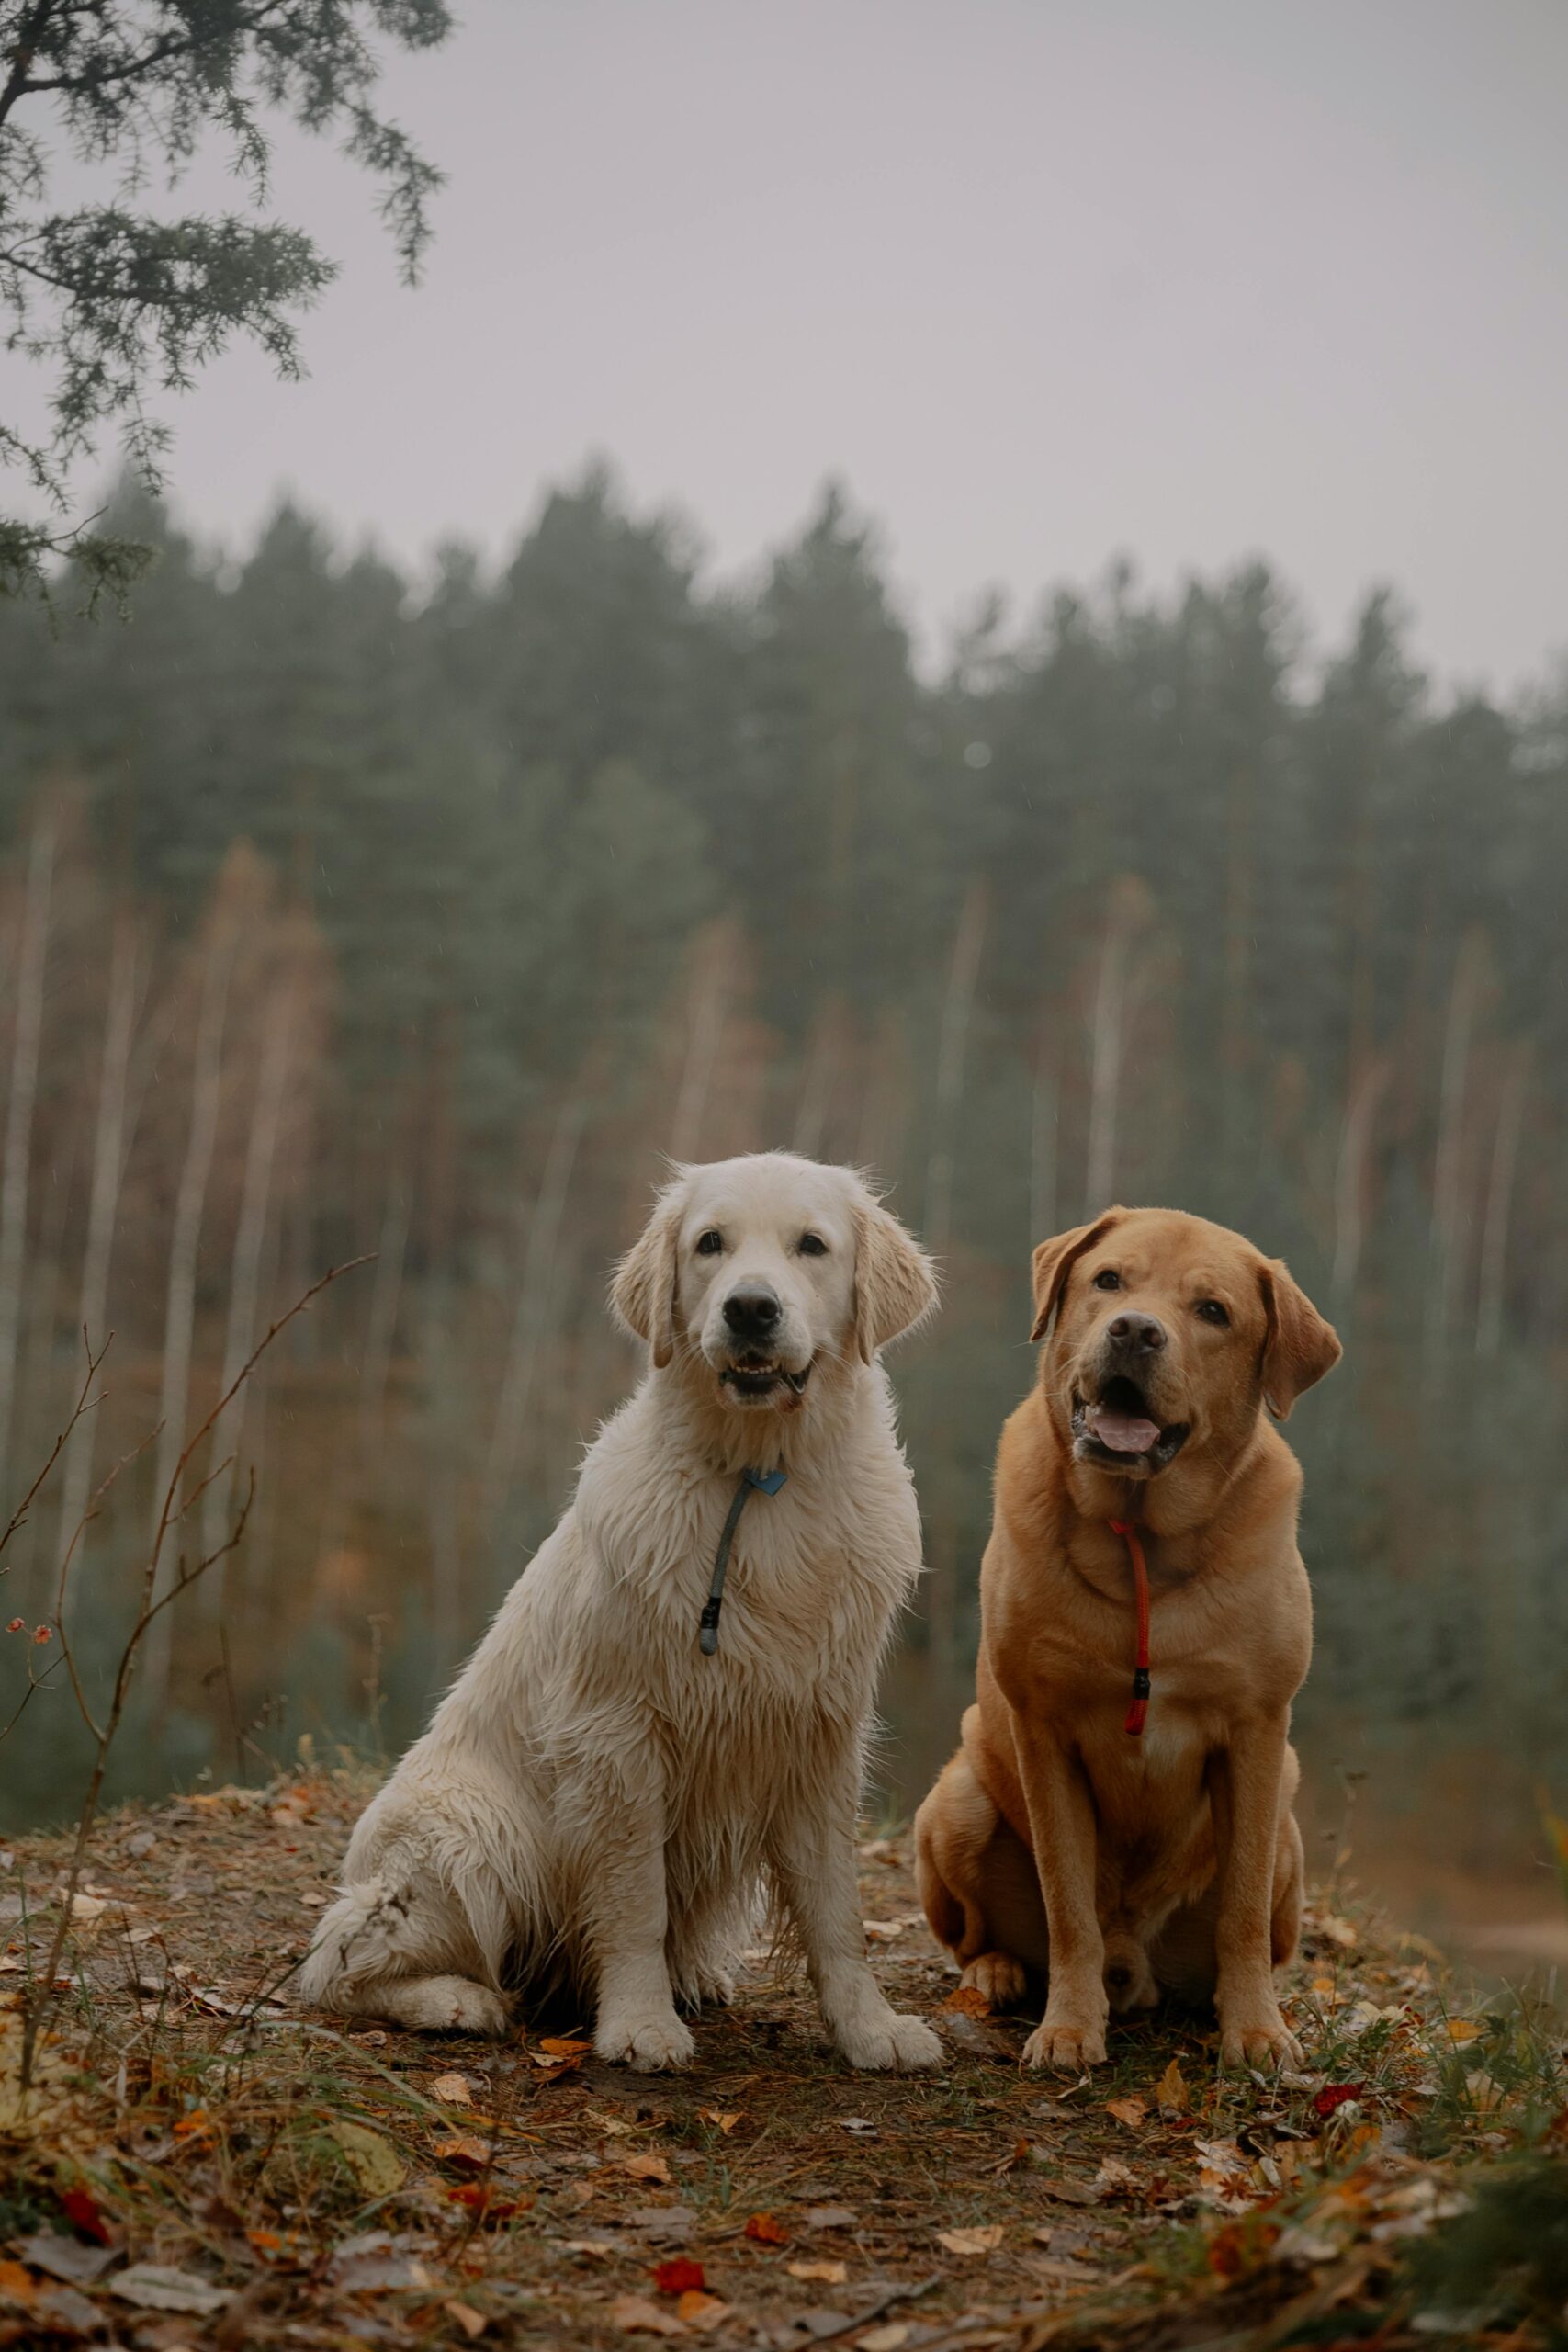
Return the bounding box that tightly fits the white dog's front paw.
[595,2011,695,2072]
[835,2007,944,2072]
[384,1974,512,2038]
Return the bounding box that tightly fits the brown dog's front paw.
[959,1951,1029,2012]
[1219,2010,1303,2071]
[1021,2017,1107,2071]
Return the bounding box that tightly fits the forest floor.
[3,1763,1565,2352]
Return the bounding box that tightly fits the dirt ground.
[3,1766,1564,2350]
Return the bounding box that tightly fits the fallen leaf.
[652,2258,706,2295]
[837,2116,877,2135]
[1318,1914,1359,1949]
[430,2071,474,2104]
[173,2108,213,2139]
[621,2152,673,2185]
[1156,2056,1189,2117]
[327,2121,405,2198]
[17,2233,117,2286]
[56,2187,114,2246]
[109,2264,232,2314]
[803,2206,857,2231]
[937,2224,1005,2256]
[863,1918,904,1940]
[787,2257,848,2284]
[445,2301,488,2340]
[696,2107,743,2133]
[1093,2157,1139,2192]
[538,2035,593,2057]
[0,2262,37,2308]
[444,2183,525,2221]
[565,2239,617,2258]
[1311,2082,1365,2119]
[860,2329,910,2352]
[1445,2018,1481,2043]
[942,1984,993,2018]
[1035,2175,1102,2206]
[744,2211,790,2245]
[1105,2096,1146,2130]
[611,2292,685,2335]
[432,2132,494,2172]
[677,2290,730,2331]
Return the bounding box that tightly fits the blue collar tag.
[744,1467,788,1497]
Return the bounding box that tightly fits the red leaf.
[652,2258,706,2295]
[59,2188,113,2245]
[744,2211,789,2245]
[1311,2082,1365,2119]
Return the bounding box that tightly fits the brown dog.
[914,1206,1340,2071]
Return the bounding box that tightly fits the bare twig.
[0,1329,108,1570]
[18,1257,370,2090]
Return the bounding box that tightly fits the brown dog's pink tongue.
[1089,1405,1160,1453]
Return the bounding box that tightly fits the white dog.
[299,1152,943,2073]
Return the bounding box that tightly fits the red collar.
[1108,1520,1152,1736]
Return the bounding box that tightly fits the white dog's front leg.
[582,1790,693,2073]
[767,1769,942,2073]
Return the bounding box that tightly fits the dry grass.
[2,1766,1564,2350]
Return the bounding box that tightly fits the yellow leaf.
[942,1984,993,2018]
[786,2258,848,2284]
[610,2292,684,2335]
[697,2108,743,2133]
[620,2151,672,2185]
[1445,2018,1481,2043]
[1105,2096,1146,2130]
[937,2224,1005,2256]
[677,2290,730,2331]
[328,2120,405,2198]
[432,2132,494,2172]
[538,2035,593,2057]
[1156,2057,1188,2116]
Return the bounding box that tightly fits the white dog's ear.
[852,1199,938,1363]
[1258,1258,1341,1419]
[1030,1208,1127,1342]
[611,1183,685,1370]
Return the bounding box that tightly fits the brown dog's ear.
[1258,1260,1341,1419]
[853,1198,938,1363]
[1030,1210,1126,1342]
[610,1179,686,1370]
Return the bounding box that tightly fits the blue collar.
[698,1468,787,1654]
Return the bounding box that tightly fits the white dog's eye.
[797,1232,829,1257]
[695,1228,725,1256]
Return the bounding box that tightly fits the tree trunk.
[1029,1018,1059,1246]
[55,911,141,1573]
[199,972,298,1595]
[1329,1055,1391,1330]
[1475,1046,1529,1360]
[1426,928,1486,1371]
[1084,877,1146,1216]
[144,910,240,1698]
[0,812,54,1496]
[484,1083,592,1527]
[923,878,987,1254]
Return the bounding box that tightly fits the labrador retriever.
[299,1152,943,2074]
[914,1205,1339,2071]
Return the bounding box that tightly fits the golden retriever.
[915,1205,1339,2071]
[300,1152,943,2074]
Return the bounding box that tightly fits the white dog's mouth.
[719,1353,813,1407]
[1071,1377,1190,1473]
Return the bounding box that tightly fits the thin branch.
[0,1329,108,1568]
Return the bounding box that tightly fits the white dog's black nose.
[724,1284,782,1340]
[1107,1310,1166,1356]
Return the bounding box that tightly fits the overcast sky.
[36,0,1568,689]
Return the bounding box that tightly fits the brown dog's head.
[1030,1206,1340,1485]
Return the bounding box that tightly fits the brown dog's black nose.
[1105,1962,1134,1989]
[724,1284,781,1340]
[1107,1310,1166,1355]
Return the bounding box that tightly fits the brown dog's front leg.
[1012,1728,1108,2070]
[1210,1714,1303,2070]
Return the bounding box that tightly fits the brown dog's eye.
[797,1232,828,1257]
[1092,1269,1121,1292]
[1196,1298,1229,1326]
[695,1229,724,1256]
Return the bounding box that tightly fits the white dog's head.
[612,1153,936,1414]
